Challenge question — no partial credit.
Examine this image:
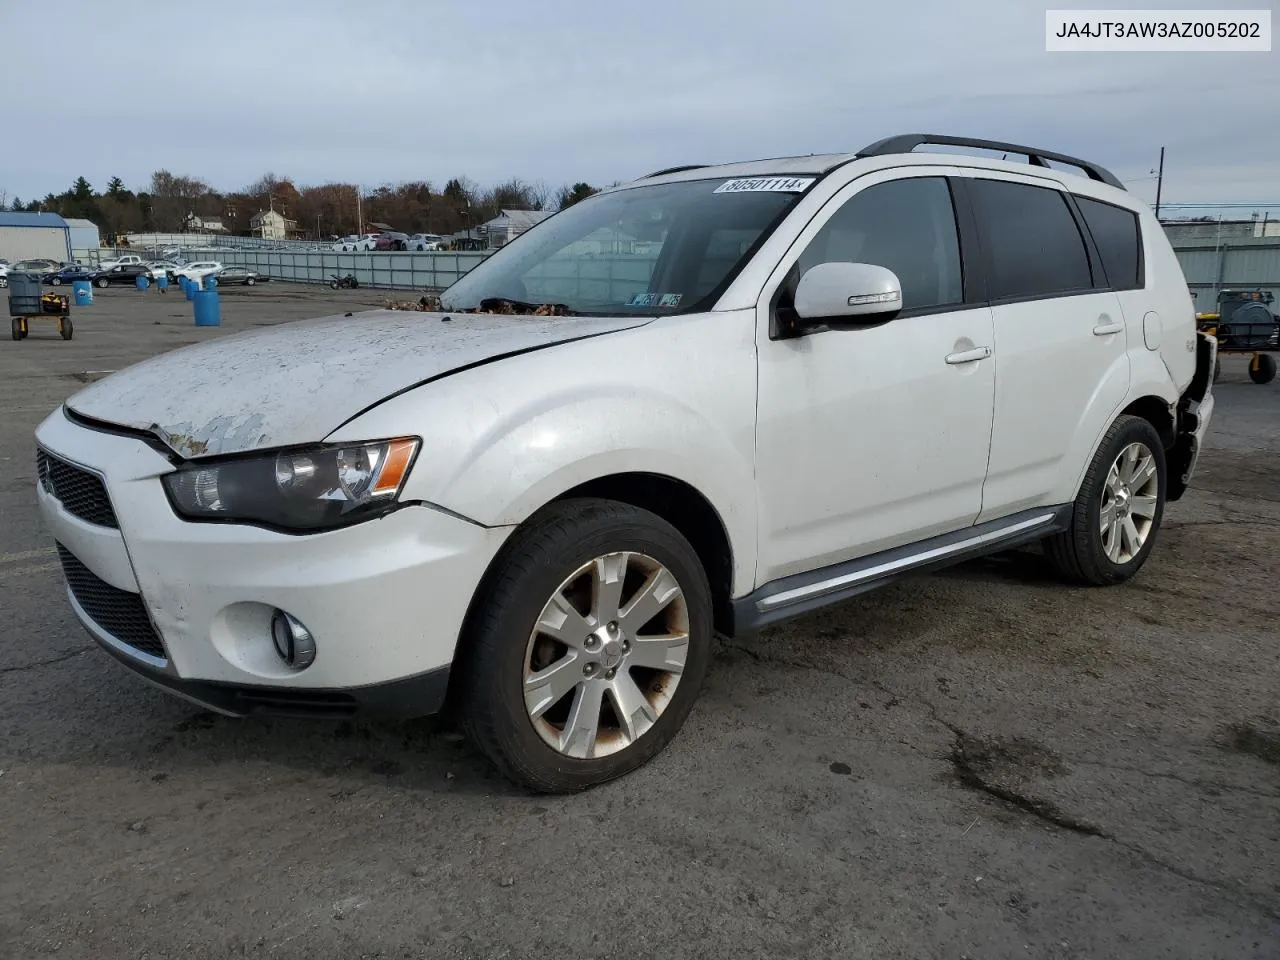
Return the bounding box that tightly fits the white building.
[249,209,297,241]
[64,217,102,258]
[479,209,554,248]
[184,214,227,232]
[0,212,72,263]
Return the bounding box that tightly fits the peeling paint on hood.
[66,309,652,458]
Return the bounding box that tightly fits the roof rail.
[641,164,709,179]
[855,134,1126,191]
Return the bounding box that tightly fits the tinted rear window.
[968,179,1093,301]
[1076,196,1143,291]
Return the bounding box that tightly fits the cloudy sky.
[4,0,1276,215]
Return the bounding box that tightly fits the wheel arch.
[547,472,736,637]
[1119,394,1176,449]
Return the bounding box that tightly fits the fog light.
[270,610,316,669]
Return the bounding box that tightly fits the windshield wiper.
[465,297,580,317]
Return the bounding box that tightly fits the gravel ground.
[1,283,1277,959]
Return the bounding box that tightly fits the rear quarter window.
[1075,196,1144,291]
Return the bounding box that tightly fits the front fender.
[326,314,760,596]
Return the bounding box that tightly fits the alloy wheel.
[1100,441,1159,564]
[523,551,690,760]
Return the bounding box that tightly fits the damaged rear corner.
[1165,331,1218,503]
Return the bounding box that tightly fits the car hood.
[65,309,653,458]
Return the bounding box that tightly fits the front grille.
[37,450,119,528]
[55,544,166,661]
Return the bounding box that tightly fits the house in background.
[249,208,298,241]
[184,213,227,233]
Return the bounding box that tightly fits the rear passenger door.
[959,173,1130,523]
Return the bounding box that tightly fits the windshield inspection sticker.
[627,292,684,308]
[713,176,815,194]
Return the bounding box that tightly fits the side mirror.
[793,261,903,325]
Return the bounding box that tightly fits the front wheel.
[458,498,713,793]
[246,277,256,286]
[96,278,108,288]
[1044,415,1166,586]
[51,277,61,285]
[329,280,339,289]
[11,317,25,340]
[1249,354,1277,385]
[59,317,73,340]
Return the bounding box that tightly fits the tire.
[1044,415,1166,586]
[51,277,61,285]
[60,317,73,340]
[1214,357,1222,382]
[350,279,359,288]
[329,280,339,289]
[458,497,714,794]
[1249,354,1277,385]
[96,278,108,288]
[11,317,24,340]
[246,277,256,286]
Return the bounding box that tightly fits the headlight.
[162,437,419,531]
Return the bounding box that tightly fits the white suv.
[33,134,1216,794]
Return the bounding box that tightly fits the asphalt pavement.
[1,283,1277,959]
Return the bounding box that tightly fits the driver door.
[754,169,997,584]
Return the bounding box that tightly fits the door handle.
[945,346,992,365]
[1093,321,1124,336]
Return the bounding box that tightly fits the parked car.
[331,236,360,252]
[216,267,269,286]
[406,233,445,251]
[144,261,181,281]
[33,134,1216,795]
[173,261,223,282]
[379,232,411,250]
[88,263,152,287]
[99,253,145,271]
[0,261,8,288]
[10,258,61,274]
[42,265,95,285]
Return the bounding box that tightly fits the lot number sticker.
[713,177,815,194]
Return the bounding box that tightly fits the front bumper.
[34,407,512,714]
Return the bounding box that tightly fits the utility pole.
[1154,146,1165,220]
[356,186,363,235]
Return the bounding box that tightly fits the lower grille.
[37,449,119,528]
[55,544,166,661]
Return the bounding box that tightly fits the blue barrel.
[135,274,150,290]
[72,280,93,306]
[184,277,197,301]
[156,275,169,290]
[193,289,221,327]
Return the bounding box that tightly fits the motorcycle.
[329,273,359,289]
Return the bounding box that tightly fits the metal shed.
[64,218,103,260]
[0,212,72,264]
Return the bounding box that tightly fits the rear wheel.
[96,278,108,288]
[459,498,713,793]
[51,277,61,285]
[11,317,25,340]
[246,277,256,286]
[1044,415,1166,586]
[59,317,73,340]
[1249,354,1277,385]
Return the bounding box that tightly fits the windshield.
[439,176,812,316]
